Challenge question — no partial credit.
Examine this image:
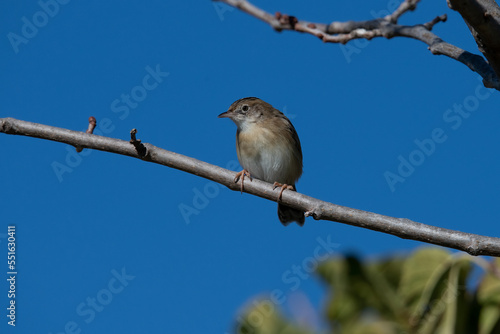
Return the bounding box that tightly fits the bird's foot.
[234,169,252,193]
[273,182,294,201]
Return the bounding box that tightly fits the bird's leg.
[234,169,252,193]
[273,182,294,201]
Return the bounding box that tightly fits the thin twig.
[76,116,97,153]
[1,117,500,257]
[130,128,147,157]
[385,0,420,23]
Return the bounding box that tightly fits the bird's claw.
[234,169,252,193]
[273,182,294,201]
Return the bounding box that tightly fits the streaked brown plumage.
[218,97,305,226]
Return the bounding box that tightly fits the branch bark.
[214,0,500,90]
[2,117,500,257]
[448,0,500,80]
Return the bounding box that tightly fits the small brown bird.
[218,97,305,226]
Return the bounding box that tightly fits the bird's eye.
[241,105,249,112]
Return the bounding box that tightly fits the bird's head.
[218,97,272,131]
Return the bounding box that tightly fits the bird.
[218,97,305,226]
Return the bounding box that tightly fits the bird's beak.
[218,110,231,118]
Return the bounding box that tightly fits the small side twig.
[385,0,419,23]
[130,128,147,157]
[76,116,97,153]
[423,14,448,30]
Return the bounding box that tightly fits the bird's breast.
[236,124,302,184]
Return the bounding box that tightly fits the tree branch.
[448,0,500,80]
[213,0,500,90]
[2,117,500,256]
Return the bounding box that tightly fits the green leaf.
[478,258,500,334]
[235,300,314,334]
[399,247,452,325]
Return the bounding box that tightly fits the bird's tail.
[278,203,305,226]
[277,185,305,226]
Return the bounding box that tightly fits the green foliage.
[477,258,500,334]
[234,300,315,334]
[234,247,500,334]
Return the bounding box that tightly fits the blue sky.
[1,0,500,333]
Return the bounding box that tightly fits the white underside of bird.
[236,122,301,185]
